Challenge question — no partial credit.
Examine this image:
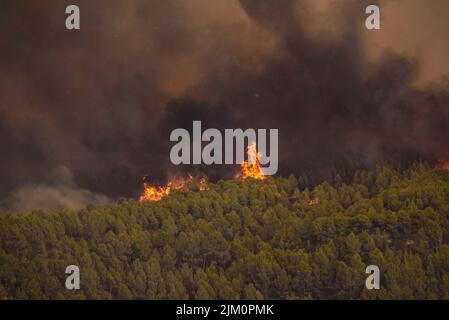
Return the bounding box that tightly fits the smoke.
[182,0,449,175]
[0,0,448,211]
[6,166,110,213]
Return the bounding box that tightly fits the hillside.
[1,163,449,299]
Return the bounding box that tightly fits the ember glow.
[240,142,266,180]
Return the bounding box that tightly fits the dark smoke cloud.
[0,0,448,211]
[183,0,449,176]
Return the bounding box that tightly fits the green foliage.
[1,164,449,299]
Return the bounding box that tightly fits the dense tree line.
[1,163,449,299]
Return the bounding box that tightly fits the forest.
[1,163,449,299]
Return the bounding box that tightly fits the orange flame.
[140,143,266,202]
[139,175,208,202]
[240,142,265,180]
[139,182,171,202]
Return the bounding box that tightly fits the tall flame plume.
[240,142,266,180]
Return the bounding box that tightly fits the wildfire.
[139,175,208,202]
[140,142,265,202]
[240,142,266,180]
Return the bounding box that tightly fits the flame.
[139,175,208,202]
[240,142,265,180]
